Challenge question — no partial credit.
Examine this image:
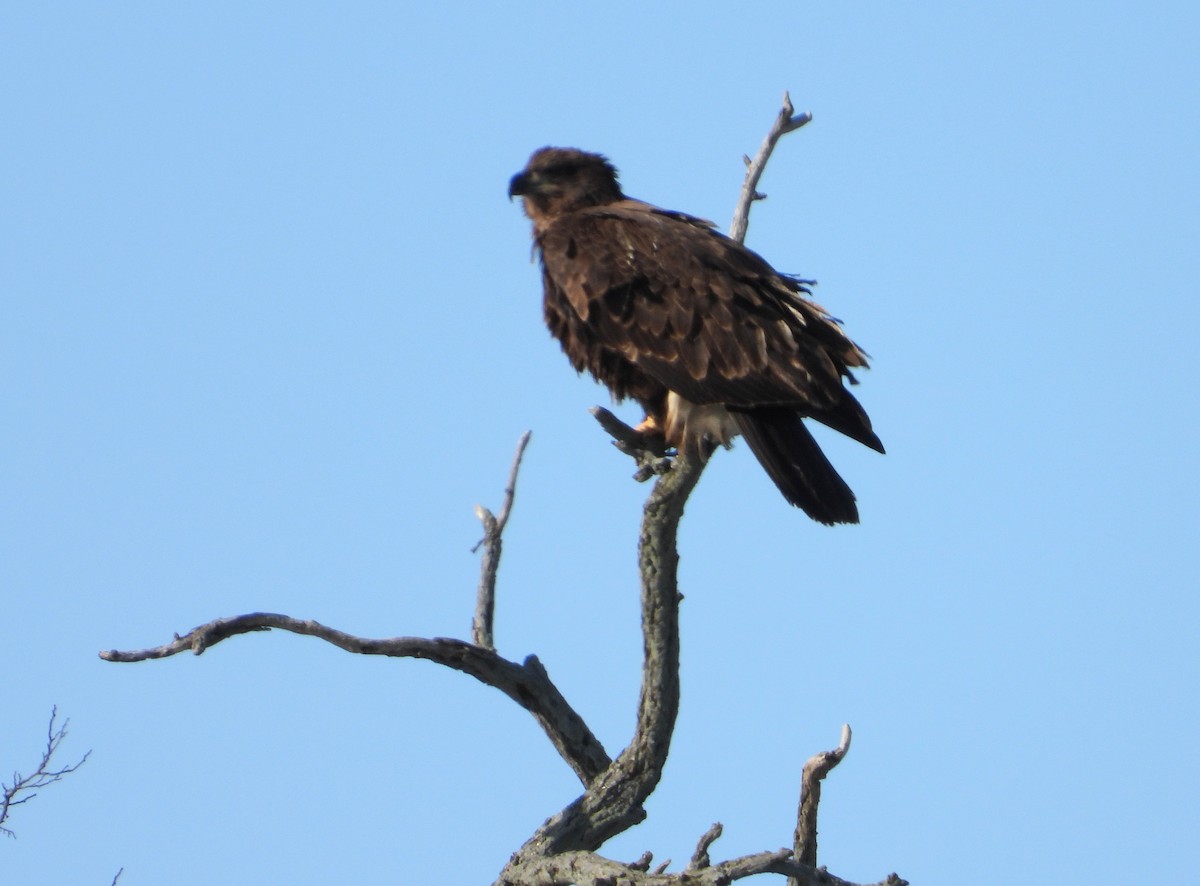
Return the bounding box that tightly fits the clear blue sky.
[4,3,1197,884]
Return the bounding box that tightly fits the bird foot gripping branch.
[589,405,675,482]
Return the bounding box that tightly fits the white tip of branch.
[839,723,852,756]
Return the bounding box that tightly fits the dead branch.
[730,91,812,245]
[628,851,654,872]
[497,844,906,886]
[495,441,706,882]
[685,822,724,872]
[99,434,612,786]
[1,706,90,838]
[473,430,533,649]
[792,724,853,878]
[102,612,610,787]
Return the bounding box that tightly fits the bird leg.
[630,415,672,457]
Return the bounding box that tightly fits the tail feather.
[731,407,860,524]
[809,390,886,454]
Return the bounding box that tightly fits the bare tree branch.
[101,615,610,787]
[497,442,706,881]
[496,846,906,886]
[685,822,724,872]
[473,430,533,649]
[628,851,654,872]
[730,91,812,245]
[1,707,90,838]
[792,723,853,881]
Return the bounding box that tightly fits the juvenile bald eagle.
[509,147,883,524]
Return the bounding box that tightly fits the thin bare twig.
[792,723,853,879]
[730,91,812,245]
[1,707,90,838]
[473,430,533,649]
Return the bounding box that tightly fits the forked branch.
[100,434,610,788]
[1,706,90,838]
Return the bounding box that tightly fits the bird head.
[509,147,624,226]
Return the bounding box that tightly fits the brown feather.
[510,147,883,523]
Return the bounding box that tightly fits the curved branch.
[100,614,610,786]
[497,443,706,880]
[686,822,724,872]
[793,723,853,875]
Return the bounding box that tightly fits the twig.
[685,822,724,872]
[101,615,610,787]
[792,723,853,879]
[1,707,90,838]
[729,91,812,245]
[473,430,533,649]
[629,851,654,872]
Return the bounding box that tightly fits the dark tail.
[731,407,860,525]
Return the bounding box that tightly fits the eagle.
[509,147,883,524]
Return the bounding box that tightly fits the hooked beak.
[508,170,537,200]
